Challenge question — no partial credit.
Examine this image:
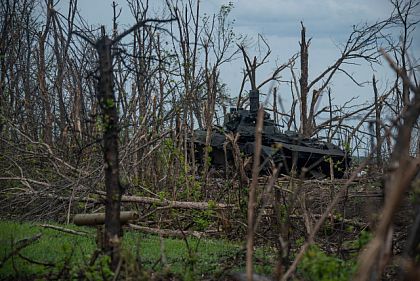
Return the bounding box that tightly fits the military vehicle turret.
[193,90,350,178]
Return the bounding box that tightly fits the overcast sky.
[57,0,419,111]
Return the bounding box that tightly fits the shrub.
[298,245,356,281]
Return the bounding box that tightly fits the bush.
[298,245,356,281]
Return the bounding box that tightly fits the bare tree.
[200,3,238,183]
[72,4,174,269]
[296,20,389,138]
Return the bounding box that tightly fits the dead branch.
[17,253,55,267]
[112,18,175,44]
[96,191,234,210]
[39,224,90,236]
[0,233,42,268]
[128,223,208,239]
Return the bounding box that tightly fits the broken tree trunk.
[373,75,383,168]
[299,22,310,137]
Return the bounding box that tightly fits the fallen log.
[96,191,234,210]
[73,211,139,226]
[128,223,208,239]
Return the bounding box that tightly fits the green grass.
[0,220,272,280]
[0,221,96,279]
[0,220,365,280]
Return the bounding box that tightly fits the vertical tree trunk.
[203,69,217,187]
[38,0,53,145]
[157,34,165,134]
[246,106,264,281]
[38,33,53,145]
[273,87,278,125]
[400,16,409,108]
[24,15,34,139]
[50,15,68,143]
[0,39,6,135]
[97,31,121,270]
[134,29,147,181]
[373,75,382,168]
[202,43,217,185]
[299,23,309,137]
[73,70,83,140]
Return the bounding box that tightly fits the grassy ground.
[0,220,275,280]
[0,219,362,280]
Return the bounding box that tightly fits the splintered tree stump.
[73,211,139,226]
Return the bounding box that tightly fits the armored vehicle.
[193,90,350,178]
